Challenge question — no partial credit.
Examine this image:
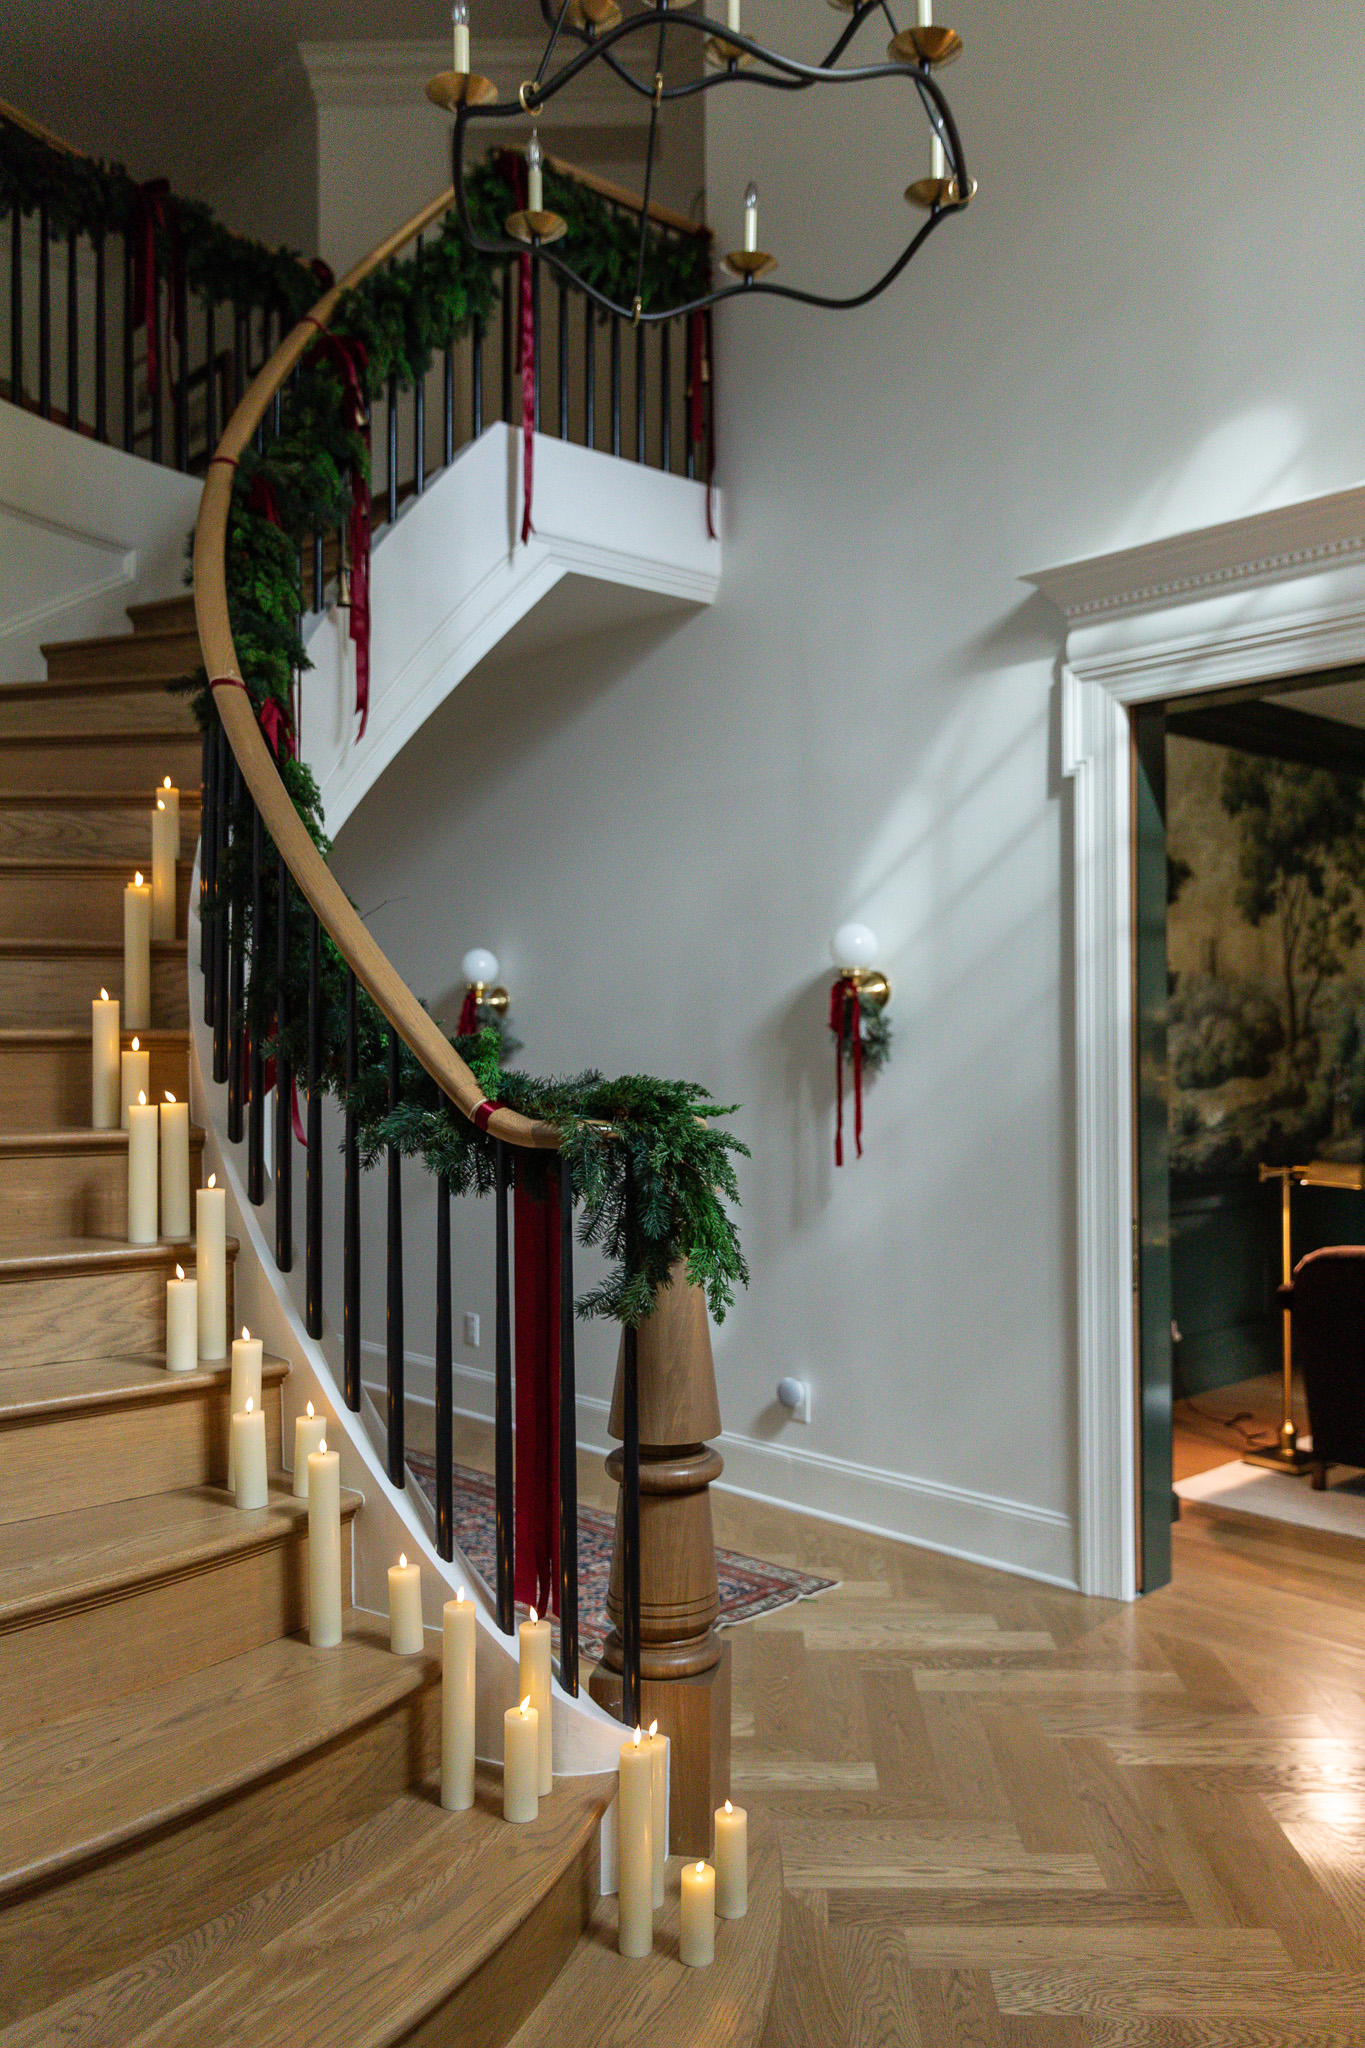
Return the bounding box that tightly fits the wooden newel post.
[589,1263,730,1857]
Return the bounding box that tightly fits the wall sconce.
[829,922,891,1010]
[828,923,892,1166]
[461,946,510,1018]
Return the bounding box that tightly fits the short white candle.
[647,1719,667,1908]
[227,1325,262,1490]
[451,0,470,71]
[308,1438,342,1647]
[166,1261,198,1373]
[123,871,151,1031]
[159,1091,190,1238]
[388,1552,424,1655]
[197,1176,227,1361]
[232,1395,268,1511]
[441,1589,477,1812]
[714,1798,748,1918]
[519,1604,553,1795]
[504,1695,539,1823]
[120,1036,149,1129]
[92,989,120,1129]
[617,1724,653,1958]
[680,1861,715,1968]
[127,1090,158,1244]
[151,795,177,941]
[293,1400,325,1497]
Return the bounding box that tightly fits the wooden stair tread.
[0,1617,422,1901]
[0,1767,616,2048]
[41,626,197,659]
[0,1350,288,1418]
[0,857,193,874]
[0,1479,358,1633]
[0,1234,235,1280]
[0,792,200,807]
[0,1125,204,1155]
[0,1028,188,1046]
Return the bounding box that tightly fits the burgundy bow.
[132,179,183,399]
[456,987,480,1037]
[302,326,372,736]
[830,974,864,1167]
[247,471,281,527]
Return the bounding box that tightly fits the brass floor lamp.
[1245,1160,1365,1472]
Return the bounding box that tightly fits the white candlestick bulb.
[743,181,758,253]
[452,0,470,71]
[527,129,543,216]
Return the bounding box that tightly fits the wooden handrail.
[193,186,561,1152]
[543,153,710,241]
[0,96,81,157]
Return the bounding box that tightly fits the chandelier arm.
[535,0,577,90]
[631,12,670,315]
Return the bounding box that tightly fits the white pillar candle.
[647,1720,668,1908]
[503,1695,539,1823]
[120,1037,149,1129]
[227,1325,262,1489]
[292,1400,326,1497]
[123,871,151,1031]
[158,777,181,854]
[617,1725,653,1958]
[441,1589,477,1812]
[388,1553,424,1654]
[308,1439,343,1647]
[519,1605,553,1795]
[151,796,177,940]
[159,1091,190,1238]
[451,0,470,71]
[680,1861,716,1968]
[166,1262,198,1372]
[92,990,120,1129]
[232,1395,268,1510]
[197,1176,227,1360]
[714,1799,748,1918]
[127,1091,158,1244]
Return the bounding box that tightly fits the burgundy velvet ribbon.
[513,1162,561,1616]
[132,179,182,398]
[830,974,863,1167]
[456,988,480,1037]
[496,152,536,545]
[301,321,373,737]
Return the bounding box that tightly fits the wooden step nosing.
[0,1236,237,1284]
[0,731,198,748]
[0,857,195,875]
[0,939,187,957]
[0,1352,289,1422]
[0,792,201,808]
[0,1125,205,1156]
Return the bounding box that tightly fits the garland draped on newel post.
[301,320,373,736]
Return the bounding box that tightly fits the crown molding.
[300,36,654,124]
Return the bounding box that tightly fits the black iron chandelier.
[426,0,973,324]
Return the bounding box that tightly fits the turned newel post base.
[589,1265,731,1857]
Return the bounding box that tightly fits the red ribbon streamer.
[513,1163,562,1616]
[132,179,182,401]
[830,974,864,1167]
[302,322,373,737]
[456,988,480,1037]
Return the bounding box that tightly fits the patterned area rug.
[407,1455,836,1663]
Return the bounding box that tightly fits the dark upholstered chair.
[1278,1244,1365,1489]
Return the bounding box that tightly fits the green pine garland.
[831,988,894,1079]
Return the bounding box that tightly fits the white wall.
[325,0,1365,1589]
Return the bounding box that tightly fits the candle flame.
[131,1036,140,1050]
[649,1719,658,1739]
[319,1437,326,1452]
[175,1263,185,1280]
[134,871,143,885]
[725,1800,733,1815]
[399,1553,408,1569]
[242,1325,249,1339]
[157,798,165,811]
[696,1861,705,1874]
[633,1726,642,1748]
[165,1090,175,1102]
[137,1090,147,1106]
[529,1604,537,1625]
[245,1396,254,1414]
[520,1695,531,1716]
[306,1400,314,1417]
[100,987,109,1000]
[457,1586,465,1603]
[208,1173,216,1187]
[164,776,172,789]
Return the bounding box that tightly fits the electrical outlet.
[463,1312,480,1348]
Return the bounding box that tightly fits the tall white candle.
[127,1091,158,1244]
[388,1553,424,1654]
[714,1799,748,1918]
[618,1725,653,1958]
[503,1695,539,1823]
[159,776,180,854]
[151,796,177,941]
[441,1589,477,1812]
[197,1176,227,1360]
[647,1719,667,1908]
[308,1438,343,1647]
[228,1325,262,1489]
[680,1861,715,1968]
[92,989,120,1129]
[120,1036,149,1129]
[451,0,470,71]
[166,1261,198,1373]
[519,1605,553,1795]
[123,871,151,1031]
[160,1091,190,1238]
[293,1400,325,1497]
[232,1395,268,1510]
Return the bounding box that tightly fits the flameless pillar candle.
[519,1605,553,1795]
[158,777,180,847]
[680,1861,716,1968]
[293,1400,326,1497]
[648,1720,667,1908]
[123,871,151,1031]
[159,1091,190,1238]
[197,1176,227,1360]
[503,1695,539,1823]
[166,1262,197,1373]
[451,0,470,71]
[120,1036,149,1129]
[714,1799,748,1918]
[441,1589,476,1812]
[232,1395,268,1510]
[92,990,119,1129]
[388,1553,424,1654]
[151,795,177,940]
[308,1438,342,1646]
[617,1725,653,1958]
[227,1327,262,1489]
[127,1091,158,1244]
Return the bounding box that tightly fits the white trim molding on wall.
[1029,480,1365,1602]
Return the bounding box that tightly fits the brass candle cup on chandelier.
[425,70,499,111]
[504,209,569,246]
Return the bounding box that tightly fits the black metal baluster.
[65,230,78,433]
[610,314,621,458]
[9,203,21,412]
[37,200,50,422]
[558,283,568,440]
[472,314,483,438]
[306,909,323,1338]
[443,341,454,470]
[201,717,217,1010]
[635,323,645,465]
[174,261,189,470]
[94,233,107,442]
[122,228,134,451]
[247,804,265,1203]
[414,361,425,496]
[275,855,293,1271]
[344,970,360,1411]
[387,370,398,527]
[212,737,231,1083]
[204,297,216,457]
[660,318,671,473]
[386,1027,404,1483]
[148,235,162,466]
[312,528,323,613]
[226,762,245,1142]
[621,1316,642,1728]
[501,265,513,424]
[435,1139,453,1560]
[233,300,245,410]
[494,1138,514,1632]
[557,1154,579,1694]
[584,297,594,451]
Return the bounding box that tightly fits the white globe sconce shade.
[461,946,509,1016]
[829,923,891,1008]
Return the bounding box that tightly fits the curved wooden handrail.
[193,186,561,1151]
